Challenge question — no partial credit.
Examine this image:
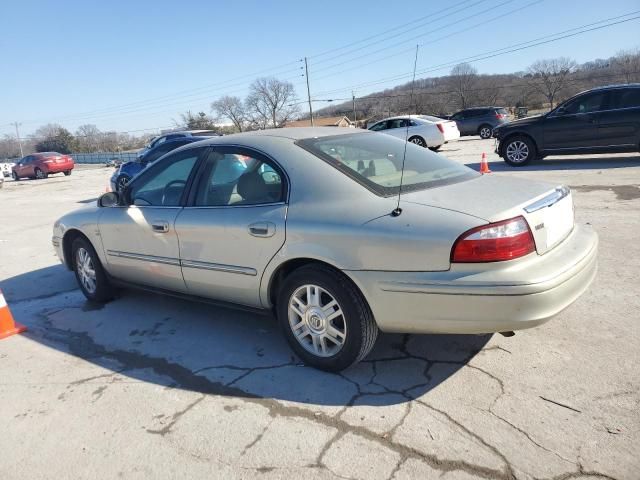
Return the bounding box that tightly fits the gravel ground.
[1,138,639,480]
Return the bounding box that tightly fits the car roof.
[582,83,640,92]
[190,127,364,144]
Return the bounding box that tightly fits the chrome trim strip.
[180,259,257,276]
[106,250,181,266]
[546,144,635,151]
[185,202,286,210]
[524,186,570,213]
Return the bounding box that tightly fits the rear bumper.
[44,163,74,173]
[346,224,598,334]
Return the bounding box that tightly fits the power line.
[313,11,640,98]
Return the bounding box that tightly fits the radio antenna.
[391,44,419,217]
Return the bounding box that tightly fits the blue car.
[111,137,210,192]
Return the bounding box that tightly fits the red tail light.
[436,123,445,133]
[451,216,535,263]
[495,113,506,119]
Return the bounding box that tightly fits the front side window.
[193,148,285,206]
[297,133,478,196]
[128,148,201,207]
[562,93,607,115]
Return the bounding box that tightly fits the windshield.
[297,133,478,196]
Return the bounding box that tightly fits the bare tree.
[612,48,640,83]
[245,77,299,129]
[211,96,246,132]
[75,124,102,152]
[527,57,577,109]
[448,63,478,109]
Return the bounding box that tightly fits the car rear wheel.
[503,136,536,166]
[478,125,493,139]
[12,172,19,181]
[72,237,114,303]
[64,170,72,176]
[34,168,48,179]
[428,145,442,151]
[277,265,378,372]
[408,136,426,147]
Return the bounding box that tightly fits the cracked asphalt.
[1,138,639,479]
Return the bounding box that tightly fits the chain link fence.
[70,152,138,164]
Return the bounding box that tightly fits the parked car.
[12,152,74,180]
[137,130,219,159]
[368,115,460,149]
[448,107,510,139]
[0,175,3,189]
[1,161,16,178]
[53,128,597,371]
[111,136,214,192]
[494,84,640,166]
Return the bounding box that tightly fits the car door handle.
[151,221,169,233]
[248,222,275,238]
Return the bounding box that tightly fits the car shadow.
[466,154,640,172]
[2,265,491,407]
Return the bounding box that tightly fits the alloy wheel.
[288,284,347,357]
[76,247,97,294]
[506,140,529,164]
[117,176,129,191]
[480,127,492,139]
[410,137,425,147]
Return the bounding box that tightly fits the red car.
[12,152,75,180]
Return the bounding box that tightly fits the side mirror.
[98,192,120,208]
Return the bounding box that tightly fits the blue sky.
[1,0,639,136]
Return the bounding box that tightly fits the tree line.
[317,49,640,121]
[1,49,637,159]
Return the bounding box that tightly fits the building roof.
[285,116,353,128]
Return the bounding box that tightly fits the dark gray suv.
[449,107,510,139]
[494,84,640,166]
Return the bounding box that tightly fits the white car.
[1,161,16,178]
[368,115,460,150]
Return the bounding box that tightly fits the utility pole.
[352,92,357,126]
[12,122,24,157]
[304,57,314,127]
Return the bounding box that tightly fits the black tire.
[116,175,130,192]
[276,265,378,372]
[12,171,19,181]
[428,145,442,152]
[64,170,72,176]
[502,135,536,167]
[71,237,114,303]
[478,124,493,139]
[408,136,426,147]
[34,168,48,179]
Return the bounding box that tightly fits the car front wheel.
[34,168,48,179]
[116,175,130,192]
[12,172,19,181]
[72,237,114,303]
[64,170,72,176]
[503,136,536,166]
[277,265,378,372]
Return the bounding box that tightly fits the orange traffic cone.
[0,289,27,340]
[479,152,491,174]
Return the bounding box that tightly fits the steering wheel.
[161,179,186,206]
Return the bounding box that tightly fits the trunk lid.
[401,175,574,254]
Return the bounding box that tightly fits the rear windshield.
[296,133,478,197]
[417,115,443,122]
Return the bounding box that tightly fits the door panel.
[99,206,187,292]
[543,92,607,151]
[97,147,204,292]
[175,147,288,307]
[176,204,286,306]
[598,89,640,147]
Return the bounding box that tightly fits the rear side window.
[369,122,387,131]
[297,133,478,197]
[612,88,640,109]
[496,108,509,115]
